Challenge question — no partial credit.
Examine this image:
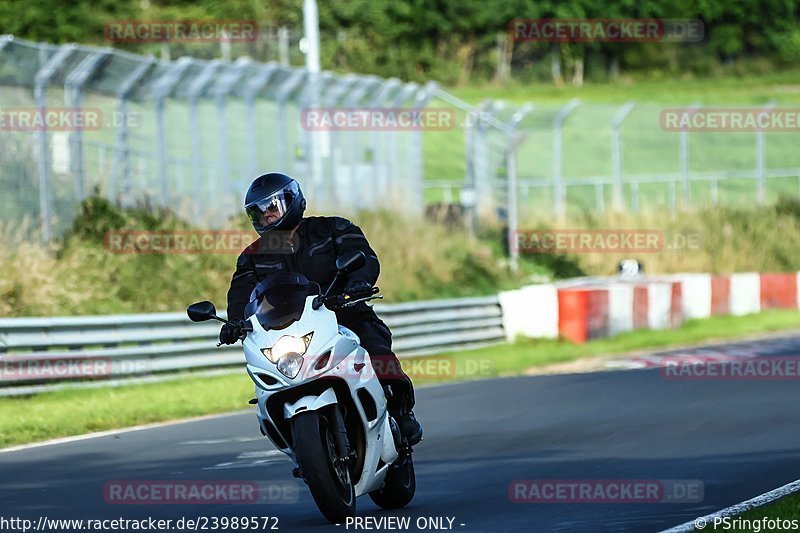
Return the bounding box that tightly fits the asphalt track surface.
[3,334,800,532]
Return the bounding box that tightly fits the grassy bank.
[2,309,799,449]
[726,492,800,530]
[4,195,800,316]
[449,71,800,106]
[515,197,800,275]
[0,196,546,317]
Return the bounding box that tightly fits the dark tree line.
[3,0,799,84]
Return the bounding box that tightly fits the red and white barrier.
[500,271,800,345]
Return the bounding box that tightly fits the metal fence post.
[65,50,110,203]
[151,57,193,208]
[612,102,634,211]
[389,83,419,200]
[368,78,401,204]
[321,75,358,209]
[507,104,532,271]
[553,98,580,218]
[756,101,777,205]
[110,56,155,202]
[463,102,477,237]
[410,82,438,214]
[187,60,223,216]
[242,63,279,180]
[474,99,496,217]
[343,76,381,210]
[679,102,701,211]
[275,70,307,171]
[211,57,251,203]
[33,43,75,242]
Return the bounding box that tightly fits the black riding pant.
[345,318,415,414]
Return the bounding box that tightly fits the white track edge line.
[0,379,468,454]
[661,479,800,532]
[0,410,250,454]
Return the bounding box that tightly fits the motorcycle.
[186,251,416,522]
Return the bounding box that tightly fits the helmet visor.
[245,181,300,232]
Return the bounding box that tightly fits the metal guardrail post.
[553,98,580,218]
[65,50,111,203]
[151,57,193,208]
[612,102,634,211]
[110,56,155,202]
[756,101,777,205]
[679,102,701,211]
[33,43,75,243]
[187,60,223,217]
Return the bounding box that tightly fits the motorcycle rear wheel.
[369,453,415,509]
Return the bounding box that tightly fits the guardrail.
[0,296,505,396]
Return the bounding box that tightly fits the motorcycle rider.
[220,172,422,445]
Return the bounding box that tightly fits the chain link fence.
[0,36,523,243]
[3,36,797,246]
[498,100,800,221]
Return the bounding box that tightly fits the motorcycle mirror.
[335,251,366,273]
[187,301,217,322]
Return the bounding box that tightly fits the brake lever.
[340,294,383,308]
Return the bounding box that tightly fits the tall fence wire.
[1,36,798,245]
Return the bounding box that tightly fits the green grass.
[2,309,799,449]
[724,492,800,530]
[0,372,254,449]
[449,70,800,106]
[426,72,800,211]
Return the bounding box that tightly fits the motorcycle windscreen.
[246,277,320,330]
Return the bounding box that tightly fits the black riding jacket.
[226,216,381,327]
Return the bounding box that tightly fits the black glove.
[219,319,244,345]
[344,280,373,296]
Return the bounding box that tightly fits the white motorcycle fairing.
[243,295,399,496]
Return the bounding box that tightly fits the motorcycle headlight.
[262,333,313,379]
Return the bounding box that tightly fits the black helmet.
[244,173,306,234]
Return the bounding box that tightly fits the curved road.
[2,334,800,532]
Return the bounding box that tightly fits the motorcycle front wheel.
[291,409,356,523]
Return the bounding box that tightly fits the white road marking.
[180,436,262,445]
[0,410,250,454]
[204,449,289,470]
[661,478,800,532]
